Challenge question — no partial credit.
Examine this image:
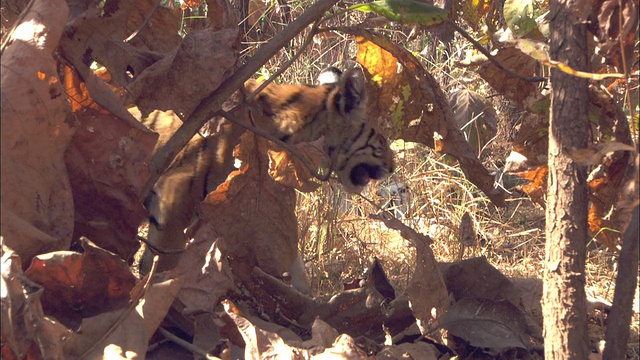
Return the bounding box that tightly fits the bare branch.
[141,0,340,199]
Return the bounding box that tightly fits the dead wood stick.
[141,0,340,199]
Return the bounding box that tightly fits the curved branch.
[141,0,340,198]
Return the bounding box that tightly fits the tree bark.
[543,1,591,359]
[603,205,639,359]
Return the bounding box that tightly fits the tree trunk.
[543,1,590,359]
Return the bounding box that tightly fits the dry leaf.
[126,26,240,118]
[1,0,75,265]
[268,139,327,193]
[440,297,530,350]
[568,141,636,166]
[471,44,544,111]
[62,67,157,260]
[440,257,523,306]
[223,300,308,359]
[1,248,73,359]
[405,234,450,335]
[25,238,136,329]
[459,212,476,247]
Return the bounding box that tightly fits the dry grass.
[239,6,640,355]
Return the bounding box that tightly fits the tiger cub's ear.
[325,68,366,116]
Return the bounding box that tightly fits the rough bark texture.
[602,205,639,360]
[543,1,590,359]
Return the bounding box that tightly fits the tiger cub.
[139,67,394,274]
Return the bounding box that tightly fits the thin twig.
[137,235,185,255]
[447,21,547,83]
[124,0,162,43]
[141,0,340,199]
[248,19,322,99]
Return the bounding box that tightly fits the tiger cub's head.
[245,67,394,193]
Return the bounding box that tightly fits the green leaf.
[349,0,449,27]
[504,0,541,37]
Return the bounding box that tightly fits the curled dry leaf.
[1,0,75,265]
[172,236,234,315]
[64,275,184,358]
[405,234,450,336]
[24,238,137,330]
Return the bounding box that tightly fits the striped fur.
[139,67,394,274]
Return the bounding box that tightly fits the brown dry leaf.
[459,212,476,247]
[200,132,301,281]
[171,236,235,314]
[1,248,73,359]
[125,1,182,53]
[310,334,368,360]
[173,131,303,314]
[354,32,506,206]
[223,300,309,359]
[470,44,544,111]
[24,238,136,330]
[510,278,543,325]
[136,277,185,341]
[58,0,238,119]
[302,318,340,349]
[224,299,370,359]
[62,67,157,261]
[61,271,182,358]
[268,139,327,193]
[405,231,450,336]
[440,257,523,305]
[440,297,530,351]
[513,166,549,208]
[126,25,240,118]
[1,0,75,265]
[64,306,147,359]
[367,214,448,336]
[593,0,638,70]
